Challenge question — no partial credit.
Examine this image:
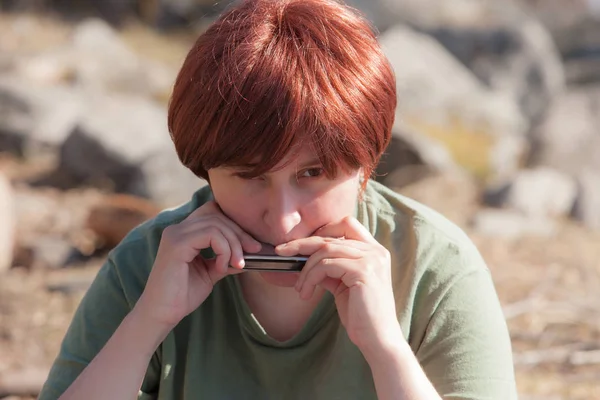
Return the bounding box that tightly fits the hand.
[135,201,261,328]
[276,217,401,353]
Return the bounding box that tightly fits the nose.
[264,187,302,241]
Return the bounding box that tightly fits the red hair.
[168,0,396,186]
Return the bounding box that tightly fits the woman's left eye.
[300,168,324,178]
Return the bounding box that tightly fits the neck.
[238,272,325,341]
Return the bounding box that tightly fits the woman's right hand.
[134,201,261,328]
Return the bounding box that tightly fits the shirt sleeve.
[415,265,518,400]
[38,256,162,399]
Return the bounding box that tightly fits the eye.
[233,172,265,181]
[300,167,324,179]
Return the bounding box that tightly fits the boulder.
[573,169,600,231]
[0,78,202,207]
[380,24,527,178]
[0,79,82,158]
[472,209,557,239]
[0,173,15,273]
[13,19,175,98]
[528,86,600,175]
[86,193,161,249]
[484,167,578,219]
[375,123,457,188]
[55,92,204,207]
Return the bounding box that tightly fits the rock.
[395,170,479,228]
[528,86,600,175]
[381,25,525,136]
[349,0,564,127]
[573,169,600,231]
[30,236,74,269]
[0,79,82,158]
[86,193,161,249]
[472,209,558,239]
[56,92,204,207]
[68,19,175,97]
[484,168,578,219]
[375,123,458,187]
[379,24,527,178]
[0,173,15,273]
[426,18,565,126]
[10,19,174,98]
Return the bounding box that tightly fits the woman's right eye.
[234,173,265,181]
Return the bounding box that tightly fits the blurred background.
[0,0,599,398]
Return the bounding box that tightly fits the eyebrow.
[296,158,322,169]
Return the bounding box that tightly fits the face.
[208,144,362,287]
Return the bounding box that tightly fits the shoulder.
[362,180,487,281]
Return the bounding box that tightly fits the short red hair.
[168,0,396,185]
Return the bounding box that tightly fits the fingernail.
[239,259,245,268]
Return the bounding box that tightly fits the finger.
[276,236,331,256]
[299,260,362,300]
[315,216,376,244]
[184,218,248,268]
[295,242,362,292]
[184,202,262,253]
[180,226,231,276]
[276,236,369,257]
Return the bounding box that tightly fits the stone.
[573,169,600,232]
[381,25,526,134]
[375,123,458,187]
[0,173,15,273]
[86,193,161,249]
[485,168,578,219]
[56,92,204,207]
[472,209,558,239]
[528,86,600,175]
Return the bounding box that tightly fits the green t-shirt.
[39,180,517,399]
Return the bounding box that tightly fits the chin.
[259,272,300,287]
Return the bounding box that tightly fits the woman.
[39,0,517,398]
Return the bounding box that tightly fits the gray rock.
[472,209,557,239]
[528,86,600,175]
[0,79,82,157]
[573,169,600,231]
[486,168,578,218]
[375,122,458,187]
[427,18,565,126]
[380,25,526,137]
[57,92,204,207]
[10,19,175,98]
[349,0,564,126]
[379,25,527,178]
[30,236,74,269]
[0,173,15,273]
[70,19,175,97]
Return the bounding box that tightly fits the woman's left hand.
[275,216,402,355]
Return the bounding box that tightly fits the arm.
[363,338,441,400]
[57,306,170,400]
[362,267,516,400]
[38,257,163,400]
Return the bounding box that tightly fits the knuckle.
[322,242,336,253]
[161,225,178,243]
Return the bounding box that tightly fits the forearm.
[59,306,172,400]
[364,339,442,400]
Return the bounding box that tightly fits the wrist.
[128,303,175,354]
[359,326,411,366]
